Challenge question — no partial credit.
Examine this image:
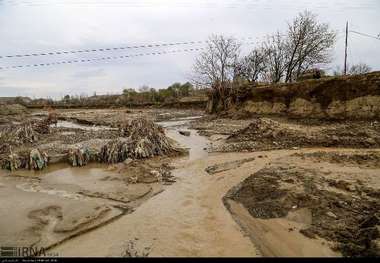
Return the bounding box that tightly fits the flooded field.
[1,108,379,257]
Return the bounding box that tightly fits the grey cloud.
[0,0,379,98]
[72,68,107,79]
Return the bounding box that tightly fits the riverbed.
[2,111,378,257]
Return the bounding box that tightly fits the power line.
[0,48,203,70]
[0,37,257,59]
[0,41,204,59]
[0,41,256,70]
[350,30,380,41]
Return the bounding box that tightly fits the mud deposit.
[226,151,380,257]
[2,108,380,257]
[192,116,380,153]
[0,161,169,251]
[0,108,194,255]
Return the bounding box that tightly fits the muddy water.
[160,118,209,162]
[49,119,264,257]
[0,163,127,249]
[53,120,117,131]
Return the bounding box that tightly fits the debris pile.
[1,148,48,171]
[29,149,48,170]
[0,143,11,155]
[120,118,170,145]
[0,122,39,146]
[32,118,51,134]
[100,118,174,163]
[0,118,52,147]
[1,152,24,171]
[68,147,94,167]
[148,164,176,185]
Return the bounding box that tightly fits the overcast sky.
[0,0,379,98]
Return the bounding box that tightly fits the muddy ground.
[1,107,380,257]
[0,156,177,253]
[0,108,197,255]
[191,115,380,152]
[54,108,203,127]
[192,115,380,257]
[225,151,380,257]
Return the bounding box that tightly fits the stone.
[178,130,191,136]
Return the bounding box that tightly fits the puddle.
[5,163,128,195]
[156,116,203,128]
[53,120,117,131]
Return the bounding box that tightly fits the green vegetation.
[123,82,194,105]
[26,82,207,109]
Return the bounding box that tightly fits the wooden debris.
[100,118,175,163]
[67,147,95,167]
[1,148,48,171]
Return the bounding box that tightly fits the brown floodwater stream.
[1,117,262,256]
[45,118,262,256]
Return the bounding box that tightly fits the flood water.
[47,114,262,257]
[157,117,209,161]
[0,114,216,256]
[52,117,209,161]
[53,120,117,131]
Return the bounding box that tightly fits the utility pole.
[344,21,348,75]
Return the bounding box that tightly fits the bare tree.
[284,10,336,82]
[349,63,372,75]
[138,85,150,93]
[262,32,288,83]
[235,47,267,83]
[192,35,241,110]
